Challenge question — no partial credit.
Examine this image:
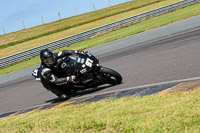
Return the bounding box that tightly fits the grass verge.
[0,2,200,76]
[0,90,200,132]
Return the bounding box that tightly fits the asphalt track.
[1,16,200,115]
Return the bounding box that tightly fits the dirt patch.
[158,80,200,95]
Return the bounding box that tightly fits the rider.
[39,48,86,100]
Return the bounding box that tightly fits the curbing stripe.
[25,106,43,115]
[158,83,184,96]
[54,100,79,108]
[54,98,89,108]
[8,109,27,117]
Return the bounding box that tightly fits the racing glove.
[78,50,88,55]
[68,75,76,83]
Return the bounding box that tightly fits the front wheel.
[100,67,122,85]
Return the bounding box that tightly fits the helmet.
[40,49,55,67]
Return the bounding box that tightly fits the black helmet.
[40,49,55,67]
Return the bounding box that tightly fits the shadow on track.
[45,85,112,104]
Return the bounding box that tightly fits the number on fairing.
[61,62,67,68]
[85,58,93,67]
[32,69,39,77]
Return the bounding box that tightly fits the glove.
[68,75,76,83]
[78,50,88,55]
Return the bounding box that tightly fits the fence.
[0,0,199,68]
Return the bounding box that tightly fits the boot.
[59,94,70,100]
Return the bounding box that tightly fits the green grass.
[1,2,200,76]
[1,91,200,132]
[0,0,166,49]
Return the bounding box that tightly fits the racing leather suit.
[40,50,84,97]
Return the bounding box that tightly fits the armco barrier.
[0,0,199,68]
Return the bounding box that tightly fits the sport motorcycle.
[32,52,122,98]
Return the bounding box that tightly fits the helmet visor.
[44,56,55,66]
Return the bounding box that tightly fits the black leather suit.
[40,50,81,97]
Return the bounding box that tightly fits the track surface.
[1,21,200,115]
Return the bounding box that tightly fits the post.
[74,8,78,15]
[92,3,96,10]
[2,26,5,34]
[58,12,61,20]
[41,16,44,24]
[22,20,25,29]
[108,0,111,6]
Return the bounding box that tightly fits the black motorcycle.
[32,52,122,97]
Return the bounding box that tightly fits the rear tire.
[100,67,122,85]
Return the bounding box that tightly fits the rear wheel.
[100,67,122,85]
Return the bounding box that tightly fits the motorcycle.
[32,52,122,98]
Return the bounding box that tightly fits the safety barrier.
[0,0,199,68]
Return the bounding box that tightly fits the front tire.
[100,67,122,85]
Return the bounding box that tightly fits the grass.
[1,90,200,132]
[0,0,182,58]
[1,2,200,76]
